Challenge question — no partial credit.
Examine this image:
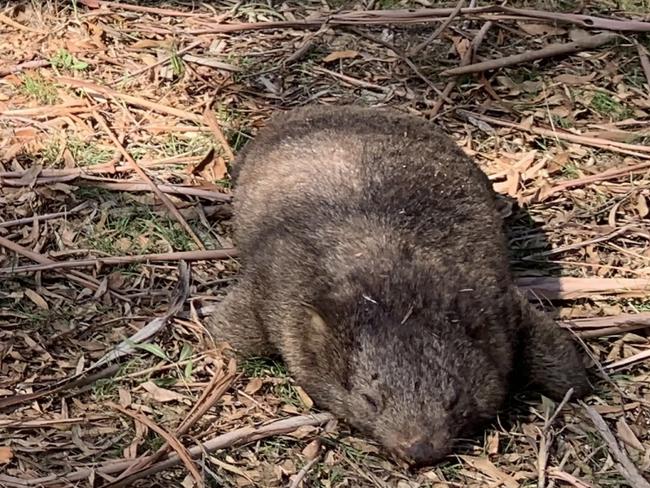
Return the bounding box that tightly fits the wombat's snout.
[397,438,449,467]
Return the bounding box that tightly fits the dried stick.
[78,0,210,17]
[93,112,206,250]
[0,235,125,299]
[442,33,619,76]
[576,323,650,339]
[0,202,90,229]
[0,248,238,275]
[0,59,51,77]
[203,106,235,161]
[188,7,650,34]
[606,349,650,370]
[83,181,232,201]
[109,369,239,485]
[108,403,204,487]
[58,77,204,124]
[581,404,650,488]
[115,40,203,85]
[563,312,650,330]
[635,42,650,95]
[430,19,493,117]
[343,29,453,102]
[410,0,465,56]
[497,6,650,32]
[1,172,232,201]
[24,413,334,486]
[289,456,321,488]
[516,276,650,300]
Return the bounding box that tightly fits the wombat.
[207,105,590,466]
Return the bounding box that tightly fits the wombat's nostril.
[404,441,440,466]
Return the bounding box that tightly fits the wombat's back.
[233,105,509,287]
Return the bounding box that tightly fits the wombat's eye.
[362,393,381,413]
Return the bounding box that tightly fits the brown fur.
[206,105,590,466]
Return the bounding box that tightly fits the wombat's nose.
[404,441,441,466]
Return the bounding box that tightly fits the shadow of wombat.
[207,105,590,467]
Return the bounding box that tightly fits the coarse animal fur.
[206,105,590,466]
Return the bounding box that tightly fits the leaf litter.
[0,0,650,487]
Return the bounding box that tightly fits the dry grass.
[0,1,649,487]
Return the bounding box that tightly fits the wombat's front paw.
[517,296,592,401]
[534,343,591,401]
[205,284,274,357]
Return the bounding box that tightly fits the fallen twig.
[0,235,125,300]
[78,0,211,17]
[498,6,650,32]
[410,0,465,57]
[606,349,650,370]
[92,111,206,249]
[15,413,335,486]
[58,77,205,124]
[187,7,650,34]
[289,455,322,488]
[582,404,650,488]
[203,105,235,161]
[430,19,493,117]
[107,366,239,487]
[517,276,650,300]
[0,59,51,77]
[84,181,232,201]
[442,33,619,76]
[0,202,90,229]
[636,41,650,95]
[521,225,646,260]
[0,248,237,275]
[108,402,204,488]
[563,312,650,330]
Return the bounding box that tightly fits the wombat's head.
[303,306,508,467]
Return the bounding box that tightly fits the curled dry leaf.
[322,50,359,63]
[140,381,186,403]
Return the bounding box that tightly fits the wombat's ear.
[304,305,330,335]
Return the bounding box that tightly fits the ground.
[1,1,649,487]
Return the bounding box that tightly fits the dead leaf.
[0,446,13,464]
[452,36,471,59]
[486,431,500,455]
[616,417,646,451]
[518,22,566,36]
[118,387,132,408]
[10,164,42,187]
[140,381,185,403]
[322,50,358,63]
[554,73,596,85]
[636,193,648,218]
[24,289,49,310]
[302,439,321,460]
[244,377,263,395]
[294,386,314,409]
[459,455,518,488]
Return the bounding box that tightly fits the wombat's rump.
[207,105,590,466]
